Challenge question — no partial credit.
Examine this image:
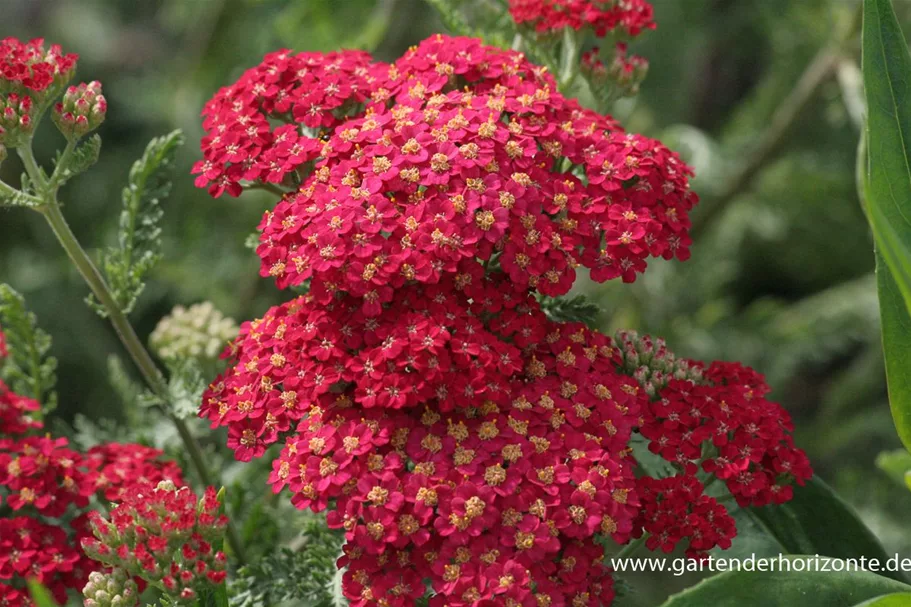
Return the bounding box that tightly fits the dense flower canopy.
[194,24,810,607]
[195,35,696,302]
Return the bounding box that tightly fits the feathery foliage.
[91,129,184,316]
[0,284,57,412]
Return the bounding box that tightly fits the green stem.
[18,144,47,191]
[38,185,248,564]
[247,181,289,197]
[615,535,648,560]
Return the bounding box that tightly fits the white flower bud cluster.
[82,569,139,607]
[150,301,238,362]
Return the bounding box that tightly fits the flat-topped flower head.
[194,49,387,197]
[0,333,190,605]
[251,36,695,303]
[0,37,77,95]
[0,37,78,147]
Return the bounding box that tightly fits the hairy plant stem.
[19,139,247,564]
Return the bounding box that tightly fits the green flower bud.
[82,569,139,607]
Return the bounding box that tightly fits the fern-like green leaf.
[92,130,184,316]
[0,284,58,412]
[539,294,602,325]
[50,135,102,190]
[138,357,206,420]
[231,518,342,607]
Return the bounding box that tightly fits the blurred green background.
[2,0,908,604]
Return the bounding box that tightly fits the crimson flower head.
[0,37,77,96]
[0,380,41,437]
[508,0,656,37]
[82,481,229,604]
[0,37,77,148]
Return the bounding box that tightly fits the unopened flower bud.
[150,302,239,363]
[615,330,705,397]
[0,92,36,147]
[582,44,649,100]
[82,569,139,607]
[53,80,106,140]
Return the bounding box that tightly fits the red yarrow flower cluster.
[193,48,385,197]
[204,281,645,606]
[52,80,107,141]
[258,38,694,300]
[0,380,41,437]
[0,386,185,605]
[196,35,697,299]
[0,517,82,605]
[634,474,736,559]
[508,0,656,37]
[639,359,813,507]
[82,481,228,604]
[0,37,77,95]
[0,38,78,148]
[195,31,811,607]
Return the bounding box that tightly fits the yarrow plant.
[13,0,903,605]
[187,2,812,604]
[0,323,190,607]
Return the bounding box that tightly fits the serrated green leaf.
[50,135,102,190]
[658,559,911,607]
[26,580,60,607]
[539,294,602,325]
[107,354,144,410]
[231,516,341,607]
[0,284,57,413]
[862,0,911,453]
[0,186,42,208]
[137,357,206,420]
[746,476,903,581]
[92,130,184,317]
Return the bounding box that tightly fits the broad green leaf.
[876,257,911,454]
[659,559,911,607]
[861,0,911,453]
[746,476,902,580]
[26,580,60,607]
[0,284,58,413]
[856,594,911,607]
[91,129,184,316]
